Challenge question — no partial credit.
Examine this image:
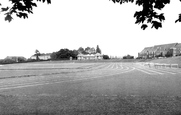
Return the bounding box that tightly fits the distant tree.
[72,50,78,59]
[110,0,181,30]
[50,48,78,60]
[0,58,14,64]
[85,47,91,54]
[0,56,26,64]
[35,49,40,61]
[17,57,27,62]
[50,52,57,60]
[78,47,88,55]
[123,54,134,59]
[0,0,51,22]
[103,55,110,59]
[96,45,101,54]
[78,47,84,54]
[90,47,96,54]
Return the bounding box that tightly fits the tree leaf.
[1,7,9,12]
[158,13,165,22]
[5,14,13,22]
[16,12,28,19]
[175,14,181,23]
[36,0,51,4]
[151,21,162,29]
[141,24,148,30]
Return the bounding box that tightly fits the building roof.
[154,43,177,49]
[140,43,178,54]
[152,43,177,53]
[140,47,153,54]
[175,43,181,49]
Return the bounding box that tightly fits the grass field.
[0,61,181,115]
[150,56,181,68]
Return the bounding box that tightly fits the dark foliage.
[0,58,15,64]
[78,47,96,55]
[123,54,134,59]
[165,50,173,57]
[110,0,181,30]
[136,57,142,59]
[96,45,102,54]
[155,54,162,58]
[50,48,78,60]
[35,49,41,61]
[0,56,27,64]
[0,0,51,22]
[103,55,110,59]
[78,47,87,55]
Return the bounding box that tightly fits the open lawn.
[0,61,181,115]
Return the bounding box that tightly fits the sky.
[1,0,181,59]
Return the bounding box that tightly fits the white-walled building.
[77,53,103,60]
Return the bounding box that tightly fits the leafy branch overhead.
[0,0,51,22]
[110,0,181,30]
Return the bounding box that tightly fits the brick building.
[138,43,181,59]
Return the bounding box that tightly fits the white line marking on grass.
[120,66,130,71]
[111,64,115,69]
[107,64,115,69]
[103,64,112,70]
[134,66,164,75]
[118,64,123,69]
[137,65,176,75]
[104,64,112,69]
[0,67,135,90]
[149,68,176,75]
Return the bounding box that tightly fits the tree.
[50,48,78,60]
[0,0,51,22]
[96,45,101,54]
[110,0,181,30]
[90,47,96,54]
[85,47,96,54]
[85,47,91,54]
[78,47,84,54]
[78,47,88,54]
[35,49,40,60]
[103,55,110,59]
[72,50,78,59]
[123,54,134,59]
[50,52,57,60]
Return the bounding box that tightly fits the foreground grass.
[0,94,181,115]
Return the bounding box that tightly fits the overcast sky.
[1,0,181,59]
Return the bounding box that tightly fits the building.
[138,43,181,59]
[138,47,153,59]
[30,53,51,60]
[77,53,103,60]
[173,43,181,56]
